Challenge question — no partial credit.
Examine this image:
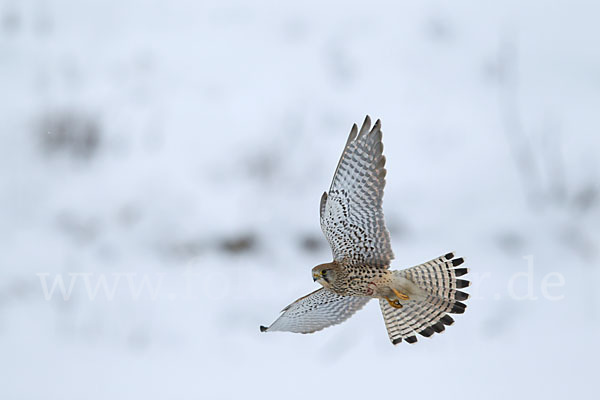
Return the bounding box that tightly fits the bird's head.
[312,262,339,289]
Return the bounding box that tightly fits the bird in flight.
[260,116,469,345]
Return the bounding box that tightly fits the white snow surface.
[1,1,599,399]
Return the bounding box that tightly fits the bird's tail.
[379,252,470,345]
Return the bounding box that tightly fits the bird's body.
[261,116,470,345]
[312,262,425,302]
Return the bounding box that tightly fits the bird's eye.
[322,270,327,276]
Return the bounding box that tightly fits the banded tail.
[380,252,470,345]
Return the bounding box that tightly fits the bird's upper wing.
[319,116,394,268]
[260,288,371,334]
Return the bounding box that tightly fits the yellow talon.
[392,288,410,300]
[385,296,403,309]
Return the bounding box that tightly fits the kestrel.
[260,116,470,345]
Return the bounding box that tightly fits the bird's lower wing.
[260,288,371,334]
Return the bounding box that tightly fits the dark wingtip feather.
[441,315,455,326]
[346,123,359,145]
[450,301,467,314]
[405,335,418,344]
[452,257,464,267]
[359,115,371,136]
[456,279,470,288]
[453,268,469,277]
[444,252,455,260]
[455,291,469,301]
[432,322,446,333]
[418,326,435,337]
[260,325,268,332]
[392,338,402,345]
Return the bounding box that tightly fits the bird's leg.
[385,296,403,309]
[392,288,410,301]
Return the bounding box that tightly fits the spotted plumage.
[261,116,470,345]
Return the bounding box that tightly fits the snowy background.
[1,0,599,399]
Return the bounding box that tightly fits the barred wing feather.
[260,289,371,334]
[319,116,394,268]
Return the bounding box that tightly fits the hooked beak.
[312,271,322,282]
